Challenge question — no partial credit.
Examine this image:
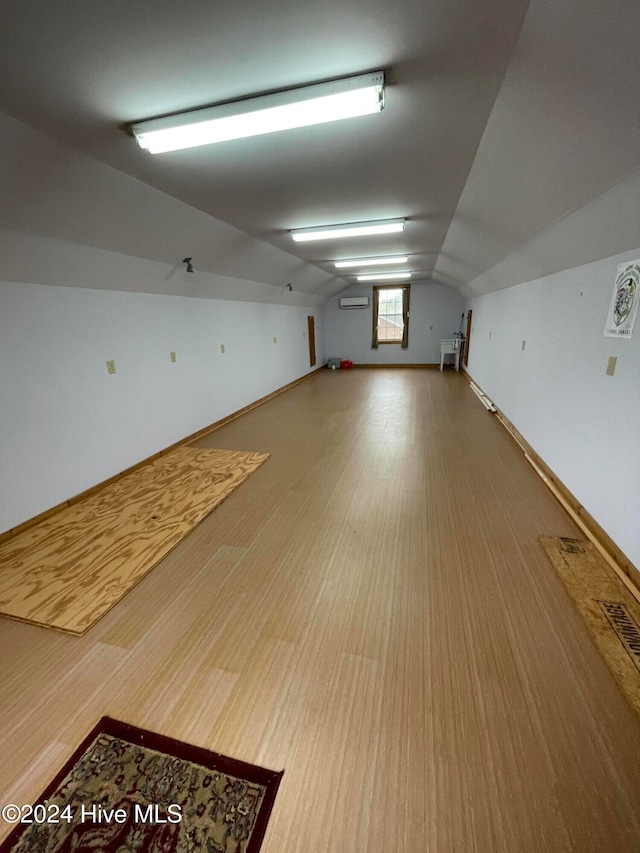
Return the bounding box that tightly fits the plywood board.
[0,448,268,635]
[4,372,640,851]
[540,536,640,716]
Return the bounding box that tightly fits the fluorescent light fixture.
[131,72,384,154]
[357,272,412,281]
[335,256,408,269]
[291,218,405,243]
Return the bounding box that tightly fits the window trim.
[372,284,410,348]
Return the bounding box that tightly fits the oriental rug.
[0,447,269,635]
[0,717,283,853]
[540,536,640,717]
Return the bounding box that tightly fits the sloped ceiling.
[0,0,638,299]
[437,0,640,295]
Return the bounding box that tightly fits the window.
[372,285,410,348]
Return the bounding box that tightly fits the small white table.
[440,338,464,371]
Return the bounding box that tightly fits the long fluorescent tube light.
[291,218,405,243]
[131,72,385,154]
[335,256,408,269]
[357,272,412,281]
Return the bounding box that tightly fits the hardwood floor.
[1,368,640,851]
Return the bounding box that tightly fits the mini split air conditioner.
[339,296,369,309]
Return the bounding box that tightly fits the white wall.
[323,280,466,364]
[465,165,640,298]
[0,227,325,308]
[0,111,336,301]
[467,247,640,572]
[0,276,324,534]
[0,111,331,535]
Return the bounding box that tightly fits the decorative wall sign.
[605,260,639,337]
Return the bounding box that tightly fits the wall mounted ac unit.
[339,296,369,309]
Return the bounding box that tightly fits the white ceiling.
[1,0,639,299]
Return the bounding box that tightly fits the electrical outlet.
[521,339,526,350]
[170,351,177,362]
[606,356,617,376]
[220,344,225,353]
[273,336,277,344]
[106,360,116,374]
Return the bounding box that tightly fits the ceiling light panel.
[335,256,408,269]
[357,272,412,281]
[291,218,405,242]
[132,72,384,154]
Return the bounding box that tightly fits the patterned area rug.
[0,718,283,852]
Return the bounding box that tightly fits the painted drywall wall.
[467,247,640,571]
[0,277,324,533]
[323,280,466,364]
[0,111,339,301]
[462,164,640,298]
[0,227,325,308]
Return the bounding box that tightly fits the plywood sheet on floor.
[3,372,640,852]
[540,536,640,717]
[0,447,268,635]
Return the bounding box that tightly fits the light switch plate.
[220,344,225,353]
[273,336,277,344]
[606,356,617,376]
[170,351,177,362]
[106,360,116,374]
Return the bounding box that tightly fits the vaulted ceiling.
[1,0,639,299]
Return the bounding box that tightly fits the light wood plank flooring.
[2,369,640,851]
